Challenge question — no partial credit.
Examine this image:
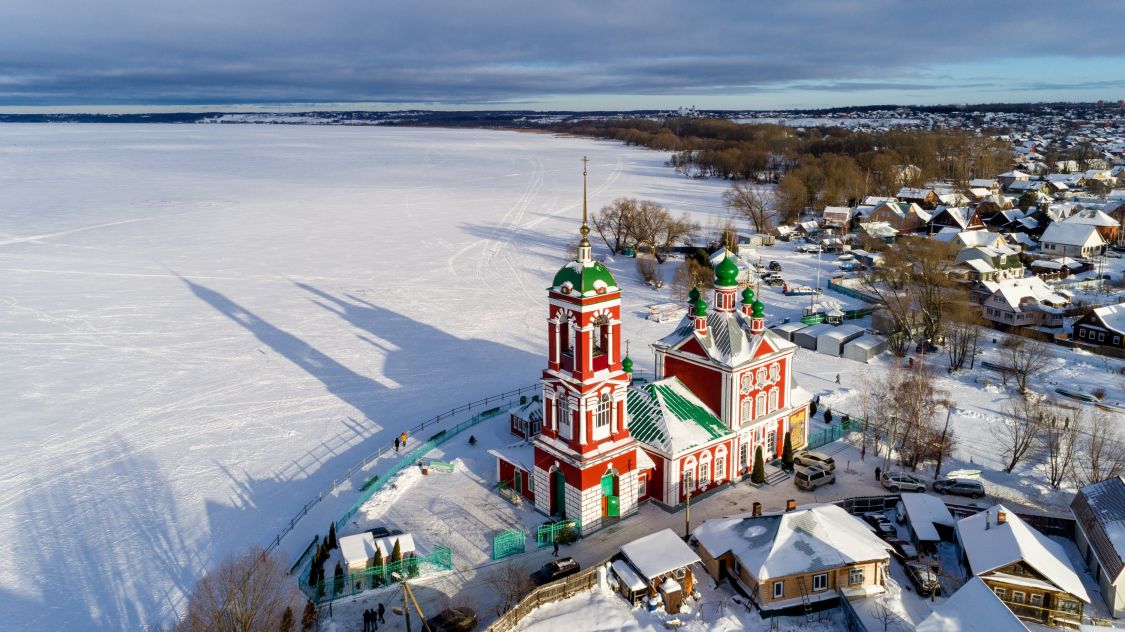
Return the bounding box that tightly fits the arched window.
[682,457,697,496]
[699,451,712,486]
[557,396,572,440]
[768,388,779,413]
[593,393,611,440]
[566,316,577,354]
[714,446,727,482]
[769,362,780,382]
[592,315,609,357]
[756,392,767,419]
[740,398,752,423]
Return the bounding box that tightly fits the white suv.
[794,450,836,472]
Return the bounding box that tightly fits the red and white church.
[494,166,810,534]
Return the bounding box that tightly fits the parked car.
[880,472,926,493]
[794,465,836,491]
[915,342,939,354]
[932,478,985,499]
[885,538,919,560]
[764,275,785,287]
[531,557,581,586]
[368,525,404,539]
[904,561,941,597]
[428,607,478,632]
[863,513,897,537]
[768,260,782,271]
[793,450,836,472]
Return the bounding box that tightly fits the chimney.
[785,499,797,512]
[997,511,1007,525]
[752,501,762,517]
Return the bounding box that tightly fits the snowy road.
[0,124,730,630]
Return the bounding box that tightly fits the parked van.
[794,465,836,491]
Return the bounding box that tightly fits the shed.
[771,322,806,342]
[611,559,648,606]
[374,533,416,560]
[842,334,887,363]
[619,528,701,584]
[792,323,835,351]
[339,532,377,573]
[896,493,956,546]
[816,323,864,356]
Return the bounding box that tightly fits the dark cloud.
[0,0,1123,106]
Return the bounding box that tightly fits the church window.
[740,398,752,422]
[699,461,710,485]
[756,368,767,388]
[592,315,609,357]
[739,443,748,470]
[768,388,779,413]
[593,394,611,440]
[740,373,752,392]
[564,316,577,354]
[557,397,572,440]
[756,392,767,419]
[769,363,780,382]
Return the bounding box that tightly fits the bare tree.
[723,181,776,234]
[671,250,714,300]
[591,198,637,255]
[860,237,958,356]
[870,598,905,632]
[484,562,535,616]
[178,547,300,632]
[654,211,699,262]
[635,255,663,288]
[1040,401,1082,489]
[1074,410,1125,486]
[945,300,981,372]
[998,335,1051,393]
[997,394,1047,474]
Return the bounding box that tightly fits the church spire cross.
[577,156,593,262]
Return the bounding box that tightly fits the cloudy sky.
[1,0,1123,110]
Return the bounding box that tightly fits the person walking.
[371,608,379,631]
[394,437,400,452]
[363,609,371,632]
[377,602,386,624]
[874,466,882,482]
[552,539,559,557]
[835,373,841,384]
[400,432,407,449]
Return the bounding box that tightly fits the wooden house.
[1073,304,1125,351]
[1071,476,1125,619]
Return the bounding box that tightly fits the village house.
[1039,222,1107,258]
[952,245,1025,283]
[998,170,1032,189]
[1071,476,1125,619]
[821,205,854,230]
[981,277,1070,330]
[693,502,891,615]
[916,577,1030,632]
[928,206,986,232]
[958,505,1090,628]
[1062,208,1120,244]
[895,493,956,554]
[612,528,701,613]
[978,194,1017,219]
[970,178,1001,191]
[896,187,941,209]
[867,200,930,234]
[1072,303,1125,351]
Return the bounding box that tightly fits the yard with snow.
[2,123,1123,631]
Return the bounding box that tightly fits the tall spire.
[577,156,593,262]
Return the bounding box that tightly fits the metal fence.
[485,560,604,632]
[535,519,581,548]
[265,383,539,559]
[492,528,527,561]
[807,417,863,450]
[299,545,453,604]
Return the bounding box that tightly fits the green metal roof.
[626,388,667,448]
[651,383,730,441]
[551,260,618,295]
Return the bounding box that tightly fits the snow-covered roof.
[693,504,890,580]
[958,504,1089,602]
[844,333,884,352]
[375,533,415,559]
[611,559,646,592]
[1040,221,1106,248]
[626,377,730,455]
[1091,304,1125,336]
[1071,476,1125,583]
[1063,208,1119,228]
[955,230,1004,248]
[963,258,996,273]
[339,532,377,567]
[654,303,796,369]
[818,323,864,342]
[823,206,853,219]
[970,178,998,188]
[619,528,700,581]
[986,277,1070,313]
[898,493,955,542]
[916,577,1029,632]
[488,441,535,472]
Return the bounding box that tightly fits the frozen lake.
[0,124,732,630]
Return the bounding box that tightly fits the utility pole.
[683,479,692,540]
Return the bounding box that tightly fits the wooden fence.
[485,562,604,632]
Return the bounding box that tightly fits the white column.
[578,402,587,445]
[607,325,614,364]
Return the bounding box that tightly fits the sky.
[1,0,1124,111]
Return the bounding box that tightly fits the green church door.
[551,470,566,518]
[601,473,619,518]
[514,470,522,495]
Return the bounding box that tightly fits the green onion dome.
[752,299,765,318]
[741,286,755,304]
[688,287,701,303]
[694,298,708,317]
[715,255,739,286]
[621,355,633,373]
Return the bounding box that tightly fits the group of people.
[394,431,408,452]
[361,604,385,631]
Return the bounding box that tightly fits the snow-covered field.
[0,124,733,631]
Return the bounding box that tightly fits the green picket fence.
[536,519,580,548]
[492,528,527,560]
[807,417,862,450]
[301,544,453,604]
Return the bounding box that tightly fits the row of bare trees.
[996,393,1125,487]
[858,364,956,477]
[590,198,699,262]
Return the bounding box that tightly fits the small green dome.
[752,299,765,318]
[621,356,633,373]
[688,287,701,303]
[551,260,618,296]
[741,286,755,303]
[715,255,739,286]
[693,298,708,317]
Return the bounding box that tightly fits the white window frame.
[756,392,767,419]
[714,456,725,482]
[557,397,572,440]
[593,394,611,441]
[994,586,1006,599]
[740,398,752,422]
[768,387,779,413]
[1011,590,1025,604]
[699,452,711,485]
[773,581,784,598]
[848,567,864,585]
[739,442,748,471]
[1030,593,1043,607]
[812,573,828,591]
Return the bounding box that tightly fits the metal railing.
[264,383,538,560]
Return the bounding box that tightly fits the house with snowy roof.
[822,205,854,230]
[981,277,1070,330]
[970,178,1000,191]
[896,492,957,551]
[929,206,986,232]
[1071,476,1125,618]
[492,171,810,533]
[897,187,940,209]
[953,245,1025,283]
[1040,222,1107,258]
[1063,208,1120,244]
[916,577,1030,632]
[867,201,930,233]
[1073,304,1125,352]
[958,505,1090,627]
[693,503,891,614]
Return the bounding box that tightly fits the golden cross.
[582,155,589,176]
